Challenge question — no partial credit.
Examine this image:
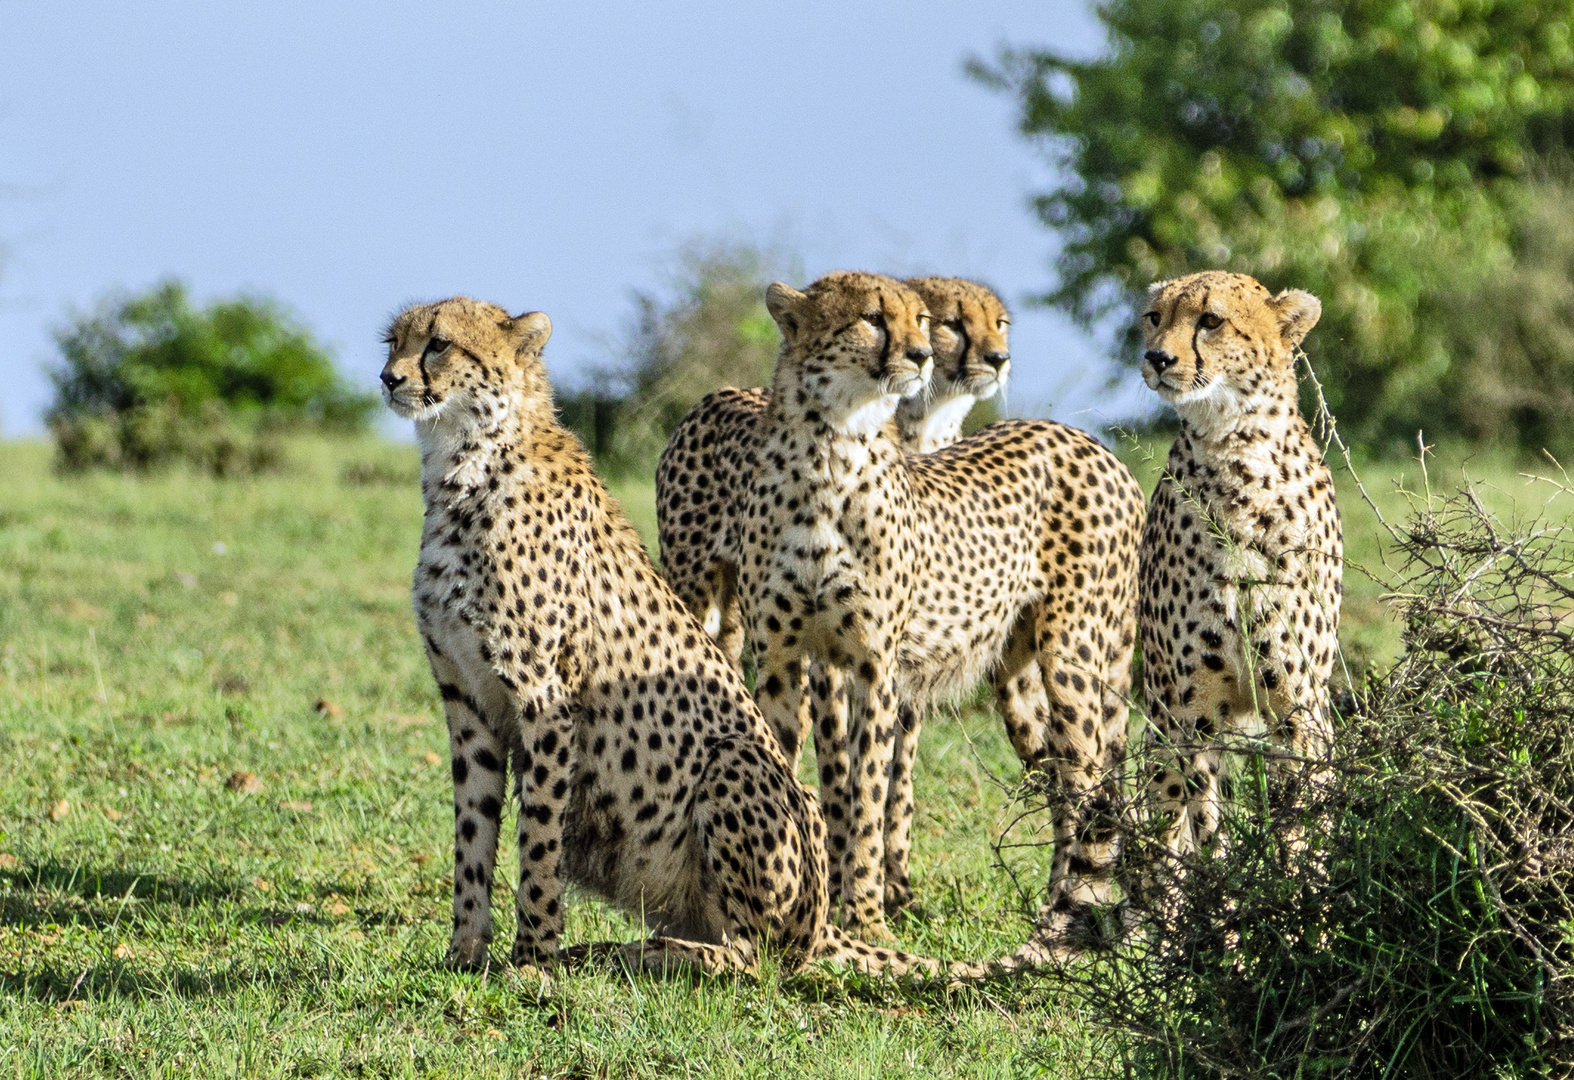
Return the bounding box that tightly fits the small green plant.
[47,279,375,475]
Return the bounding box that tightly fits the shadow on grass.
[1,860,246,928]
[0,858,424,934]
[0,957,343,1005]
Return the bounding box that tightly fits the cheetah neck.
[1173,375,1299,447]
[770,352,904,439]
[1171,387,1324,545]
[756,391,906,558]
[896,390,976,455]
[415,386,538,506]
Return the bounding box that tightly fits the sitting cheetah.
[654,277,1012,670]
[379,295,951,978]
[1136,271,1342,858]
[735,271,1145,943]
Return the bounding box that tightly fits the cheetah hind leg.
[1023,623,1127,953]
[705,559,748,671]
[881,703,921,915]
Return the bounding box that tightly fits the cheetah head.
[764,271,933,435]
[380,297,553,428]
[1140,271,1320,418]
[902,277,1010,404]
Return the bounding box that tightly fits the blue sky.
[0,0,1145,437]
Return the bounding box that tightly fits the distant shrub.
[1043,477,1574,1077]
[557,239,788,477]
[47,280,375,474]
[51,399,282,478]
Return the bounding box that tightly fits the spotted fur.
[380,295,953,979]
[730,272,1144,945]
[654,279,1022,914]
[654,278,1010,667]
[1136,271,1342,858]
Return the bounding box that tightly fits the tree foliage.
[975,0,1574,447]
[558,240,786,476]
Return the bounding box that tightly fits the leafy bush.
[50,399,282,478]
[47,280,375,474]
[1043,469,1574,1076]
[974,0,1574,450]
[1438,178,1574,458]
[557,239,787,477]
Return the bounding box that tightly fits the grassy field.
[1,433,1564,1078]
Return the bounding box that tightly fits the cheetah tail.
[816,924,1001,983]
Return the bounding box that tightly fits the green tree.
[559,239,788,476]
[47,280,375,473]
[975,0,1574,447]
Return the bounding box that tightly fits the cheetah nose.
[381,369,407,390]
[983,350,1010,370]
[905,345,932,364]
[1144,349,1177,374]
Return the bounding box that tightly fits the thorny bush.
[1005,446,1574,1077]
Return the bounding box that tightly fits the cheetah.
[379,295,953,978]
[654,277,1018,917]
[1136,271,1342,860]
[735,271,1145,944]
[654,277,1012,671]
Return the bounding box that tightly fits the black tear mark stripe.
[877,295,895,376]
[1191,287,1211,391]
[954,316,973,378]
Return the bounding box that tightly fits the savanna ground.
[0,432,1559,1078]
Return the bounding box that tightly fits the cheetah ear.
[765,282,806,340]
[1270,289,1321,348]
[506,311,553,358]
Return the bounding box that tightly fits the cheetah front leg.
[881,702,921,914]
[839,660,900,939]
[1147,701,1230,860]
[508,683,577,968]
[751,646,810,766]
[806,663,855,906]
[428,651,509,970]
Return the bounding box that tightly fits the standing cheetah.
[735,271,1144,943]
[654,277,1012,671]
[1136,271,1342,858]
[380,295,951,978]
[655,278,1018,914]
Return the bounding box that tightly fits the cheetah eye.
[1198,313,1224,331]
[998,318,1010,330]
[423,337,452,358]
[381,330,397,347]
[1144,311,1161,327]
[861,312,886,329]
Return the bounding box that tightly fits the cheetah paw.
[442,937,493,972]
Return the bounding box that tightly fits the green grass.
[3,433,1562,1078]
[0,438,1097,1079]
